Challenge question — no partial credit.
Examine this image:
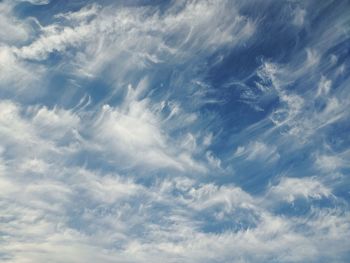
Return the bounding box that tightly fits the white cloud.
[91,80,206,172]
[0,100,37,149]
[10,0,255,81]
[292,7,306,27]
[0,1,349,262]
[31,105,80,140]
[55,4,100,22]
[15,23,92,60]
[0,101,82,161]
[234,141,280,163]
[317,76,332,97]
[267,177,332,203]
[256,53,349,143]
[21,0,50,4]
[315,153,347,172]
[73,169,143,204]
[0,47,44,94]
[186,183,254,211]
[0,1,32,45]
[206,151,222,169]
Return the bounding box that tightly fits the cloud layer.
[0,0,350,262]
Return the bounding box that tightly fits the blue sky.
[0,0,350,262]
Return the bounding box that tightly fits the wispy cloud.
[1,0,350,262]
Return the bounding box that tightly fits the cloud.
[292,7,306,27]
[11,0,255,83]
[91,81,206,172]
[267,177,332,203]
[185,183,254,212]
[1,0,350,262]
[314,151,349,173]
[317,76,332,97]
[0,0,39,45]
[31,105,80,139]
[234,141,280,163]
[0,47,44,95]
[15,22,92,60]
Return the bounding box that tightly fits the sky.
[0,0,350,262]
